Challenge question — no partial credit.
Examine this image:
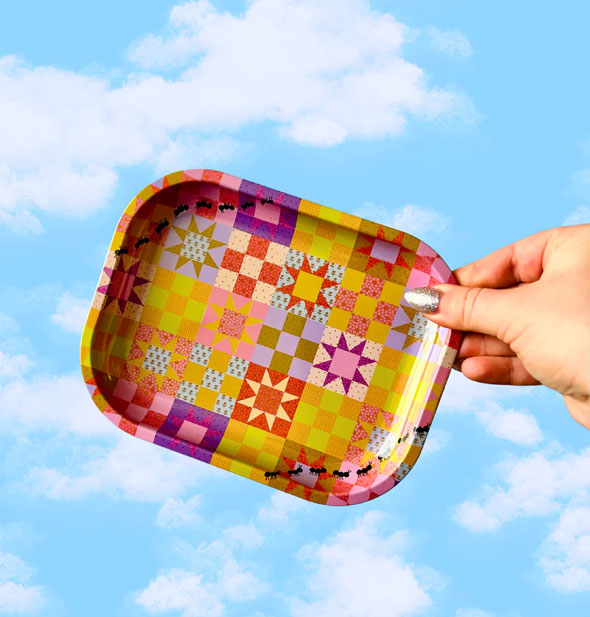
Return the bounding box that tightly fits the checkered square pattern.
[83,169,459,507]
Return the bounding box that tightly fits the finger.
[457,356,541,386]
[457,333,515,358]
[452,227,558,288]
[423,283,527,339]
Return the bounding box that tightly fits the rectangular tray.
[81,169,460,505]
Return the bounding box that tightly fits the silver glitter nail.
[403,287,441,313]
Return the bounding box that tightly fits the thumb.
[404,284,528,341]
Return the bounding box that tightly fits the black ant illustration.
[134,237,149,249]
[397,433,409,444]
[377,454,390,462]
[414,426,430,435]
[288,465,303,476]
[260,197,274,204]
[114,247,128,256]
[195,200,212,210]
[309,466,327,476]
[264,470,281,480]
[174,204,190,216]
[219,203,235,212]
[241,201,255,211]
[155,219,169,234]
[332,469,351,478]
[356,463,373,477]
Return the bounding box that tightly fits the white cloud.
[136,531,268,616]
[454,446,590,533]
[136,569,224,617]
[50,291,90,334]
[455,446,590,591]
[27,436,217,502]
[562,205,590,226]
[0,373,114,437]
[475,404,543,446]
[539,504,590,592]
[256,490,312,526]
[427,27,473,57]
[1,1,472,229]
[421,428,450,455]
[155,495,202,528]
[0,552,45,614]
[355,202,451,238]
[288,510,436,617]
[221,524,264,550]
[0,351,33,381]
[438,372,543,445]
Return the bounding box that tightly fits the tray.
[81,169,461,506]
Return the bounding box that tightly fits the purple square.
[251,345,273,367]
[264,306,287,329]
[385,329,406,350]
[370,239,400,263]
[170,399,192,419]
[276,331,298,355]
[212,222,232,243]
[288,357,312,380]
[302,319,325,342]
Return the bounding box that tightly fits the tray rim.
[80,168,461,506]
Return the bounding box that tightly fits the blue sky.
[0,1,589,616]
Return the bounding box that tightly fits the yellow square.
[392,373,409,395]
[210,451,233,471]
[295,213,317,234]
[364,385,388,408]
[225,419,247,442]
[384,391,402,414]
[290,229,314,254]
[310,236,332,261]
[236,444,259,465]
[138,305,162,328]
[255,451,279,470]
[381,281,404,306]
[306,427,330,451]
[185,299,206,324]
[177,317,199,340]
[209,349,230,372]
[195,387,218,410]
[379,347,403,370]
[300,383,323,405]
[263,432,285,456]
[244,425,266,449]
[287,421,311,444]
[328,243,353,266]
[152,268,174,290]
[398,353,417,375]
[190,280,213,303]
[332,415,356,440]
[145,286,168,310]
[325,434,348,459]
[293,271,323,302]
[171,273,193,296]
[326,307,351,331]
[313,408,337,432]
[292,402,317,425]
[353,295,378,317]
[230,459,254,477]
[216,437,241,459]
[165,292,188,316]
[318,205,341,224]
[320,389,343,411]
[299,199,321,217]
[159,311,181,334]
[220,374,242,397]
[371,365,396,390]
[340,269,364,292]
[365,321,390,344]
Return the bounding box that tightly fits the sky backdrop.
[1,1,589,616]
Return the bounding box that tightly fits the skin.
[423,224,590,429]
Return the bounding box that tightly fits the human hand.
[404,224,590,429]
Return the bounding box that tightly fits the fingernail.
[403,287,441,313]
[452,358,464,372]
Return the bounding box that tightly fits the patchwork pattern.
[82,169,460,507]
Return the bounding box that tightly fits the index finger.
[452,227,558,289]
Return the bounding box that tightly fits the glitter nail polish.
[403,287,441,313]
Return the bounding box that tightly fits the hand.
[405,224,590,429]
